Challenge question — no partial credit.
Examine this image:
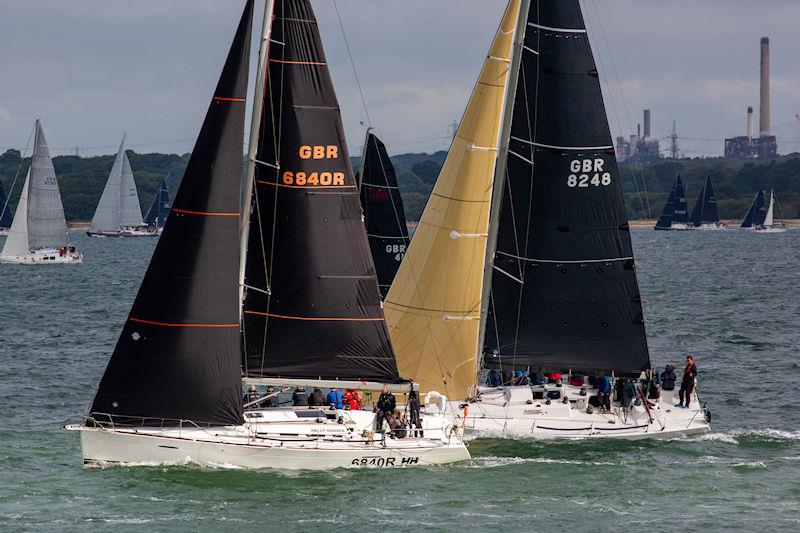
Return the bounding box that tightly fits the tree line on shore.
[1,147,798,224]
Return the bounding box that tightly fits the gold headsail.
[384,0,521,400]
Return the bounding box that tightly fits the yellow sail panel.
[384,0,520,400]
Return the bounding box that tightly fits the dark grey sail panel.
[27,121,68,249]
[741,190,766,228]
[483,0,650,377]
[144,178,171,228]
[655,174,689,230]
[359,132,410,298]
[89,0,253,427]
[689,174,719,226]
[242,0,401,383]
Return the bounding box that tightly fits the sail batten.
[242,0,401,383]
[89,0,254,427]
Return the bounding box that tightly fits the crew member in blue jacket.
[597,373,612,411]
[326,388,344,409]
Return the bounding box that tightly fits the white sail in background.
[764,190,775,227]
[90,135,142,232]
[27,120,68,249]
[0,170,31,258]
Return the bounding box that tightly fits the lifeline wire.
[333,0,372,128]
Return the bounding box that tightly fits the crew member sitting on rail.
[292,387,309,406]
[309,387,326,406]
[264,386,279,407]
[326,388,344,409]
[243,384,260,405]
[486,369,502,387]
[344,389,361,410]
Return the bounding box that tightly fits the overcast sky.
[1,0,799,158]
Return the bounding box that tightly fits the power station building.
[725,37,778,160]
[616,109,662,164]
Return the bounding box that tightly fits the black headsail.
[89,0,253,426]
[741,189,766,228]
[144,178,171,228]
[358,132,410,298]
[655,174,689,230]
[483,0,650,377]
[242,0,401,383]
[689,174,719,227]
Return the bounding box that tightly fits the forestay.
[27,120,68,250]
[241,0,401,384]
[483,0,651,378]
[89,0,253,427]
[358,132,410,298]
[384,0,521,399]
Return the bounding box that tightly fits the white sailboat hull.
[695,223,725,231]
[754,227,786,234]
[86,228,157,238]
[455,384,710,440]
[0,247,82,264]
[67,407,470,470]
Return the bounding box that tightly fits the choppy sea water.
[0,229,798,531]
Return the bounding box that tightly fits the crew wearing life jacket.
[326,388,344,409]
[660,365,677,391]
[344,389,361,410]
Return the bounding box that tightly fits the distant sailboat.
[0,181,12,235]
[358,130,410,298]
[0,120,82,264]
[690,174,724,230]
[386,0,709,439]
[655,173,692,230]
[755,189,786,233]
[143,177,171,234]
[741,190,767,229]
[69,0,467,470]
[87,136,155,237]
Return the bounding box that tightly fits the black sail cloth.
[741,190,766,228]
[144,178,171,228]
[358,133,410,298]
[483,0,650,377]
[89,0,253,427]
[689,175,720,227]
[655,174,690,230]
[242,0,401,383]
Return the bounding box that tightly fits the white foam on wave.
[732,461,767,469]
[688,428,800,444]
[465,456,615,468]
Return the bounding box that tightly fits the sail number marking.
[567,159,612,188]
[282,145,347,186]
[386,244,406,262]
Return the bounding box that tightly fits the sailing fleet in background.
[0,0,794,469]
[656,172,785,232]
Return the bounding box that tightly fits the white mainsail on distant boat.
[87,135,154,237]
[755,189,786,233]
[386,0,709,439]
[68,0,468,470]
[0,120,82,264]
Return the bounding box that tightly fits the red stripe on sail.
[129,317,239,328]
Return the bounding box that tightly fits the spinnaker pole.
[474,0,531,383]
[239,0,276,319]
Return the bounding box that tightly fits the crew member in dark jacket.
[292,387,309,406]
[408,390,423,437]
[263,386,279,407]
[660,365,677,391]
[243,385,260,406]
[375,387,396,431]
[678,356,698,408]
[309,387,326,406]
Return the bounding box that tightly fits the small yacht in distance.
[655,174,692,230]
[87,135,155,237]
[142,177,171,235]
[755,189,786,233]
[690,174,725,230]
[741,190,767,229]
[0,120,82,264]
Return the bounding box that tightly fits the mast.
[239,0,276,319]
[475,0,531,382]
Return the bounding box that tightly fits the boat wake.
[688,428,800,444]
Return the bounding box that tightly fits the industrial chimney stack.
[747,106,754,140]
[760,37,770,135]
[643,109,651,138]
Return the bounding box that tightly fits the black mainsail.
[689,174,720,227]
[741,189,767,228]
[89,0,253,426]
[483,0,650,377]
[242,0,401,383]
[358,131,410,298]
[655,173,690,230]
[143,178,171,229]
